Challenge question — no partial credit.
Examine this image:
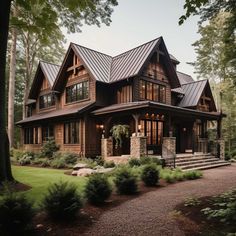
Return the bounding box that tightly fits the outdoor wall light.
[138,124,142,130]
[100,124,104,129]
[183,127,186,132]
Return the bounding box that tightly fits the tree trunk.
[0,0,14,184]
[8,17,17,148]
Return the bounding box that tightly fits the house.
[16,37,225,162]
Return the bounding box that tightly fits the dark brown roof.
[16,102,95,125]
[40,61,60,86]
[92,101,221,119]
[177,71,194,85]
[29,61,60,99]
[178,80,208,107]
[53,37,181,89]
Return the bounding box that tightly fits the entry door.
[140,120,163,154]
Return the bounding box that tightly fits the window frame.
[39,93,56,109]
[65,81,89,104]
[64,121,80,144]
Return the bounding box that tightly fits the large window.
[42,125,54,142]
[139,80,166,103]
[39,93,55,109]
[140,120,163,145]
[117,85,132,103]
[64,121,80,144]
[24,127,39,144]
[66,81,89,103]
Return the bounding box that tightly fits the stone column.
[130,136,147,158]
[217,138,225,160]
[101,137,113,158]
[162,137,176,157]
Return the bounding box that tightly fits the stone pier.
[130,136,147,158]
[101,137,113,158]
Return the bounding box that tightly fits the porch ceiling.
[92,101,224,120]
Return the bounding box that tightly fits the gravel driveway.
[82,164,236,236]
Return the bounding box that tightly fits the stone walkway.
[82,164,236,236]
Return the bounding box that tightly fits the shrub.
[184,170,202,180]
[103,161,115,168]
[12,149,25,160]
[41,138,59,158]
[42,181,82,220]
[85,174,112,205]
[141,164,159,186]
[18,152,35,166]
[50,158,66,169]
[162,173,176,183]
[128,158,141,167]
[40,159,51,167]
[0,187,35,234]
[94,156,105,166]
[114,167,138,195]
[62,152,79,165]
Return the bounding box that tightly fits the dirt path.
[81,164,236,236]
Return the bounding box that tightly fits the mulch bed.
[174,196,236,236]
[0,181,31,193]
[33,180,167,236]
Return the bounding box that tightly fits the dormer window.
[39,93,55,109]
[66,81,89,104]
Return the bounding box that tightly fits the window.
[66,81,89,103]
[64,121,80,144]
[24,127,39,144]
[140,120,163,145]
[117,85,132,103]
[39,93,55,109]
[139,80,166,103]
[42,125,54,142]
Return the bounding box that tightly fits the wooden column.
[104,116,112,138]
[132,114,140,136]
[217,117,222,139]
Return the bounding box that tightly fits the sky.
[64,0,200,79]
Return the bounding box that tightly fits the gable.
[28,61,60,99]
[178,80,217,111]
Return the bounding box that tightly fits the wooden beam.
[66,64,83,72]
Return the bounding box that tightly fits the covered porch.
[92,101,225,160]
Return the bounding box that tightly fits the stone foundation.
[217,138,225,160]
[101,137,113,158]
[162,137,176,157]
[130,136,147,158]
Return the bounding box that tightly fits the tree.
[179,0,236,82]
[192,12,236,153]
[1,0,118,184]
[0,0,14,183]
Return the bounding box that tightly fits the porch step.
[178,159,230,170]
[182,162,231,171]
[176,157,219,166]
[176,153,212,159]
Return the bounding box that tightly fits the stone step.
[182,162,231,171]
[176,153,212,159]
[176,158,219,166]
[175,156,215,163]
[179,160,229,170]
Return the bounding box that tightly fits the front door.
[140,119,163,154]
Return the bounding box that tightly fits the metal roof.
[177,71,194,85]
[92,100,221,119]
[72,44,112,83]
[16,102,95,125]
[40,61,60,87]
[178,80,208,107]
[110,38,160,83]
[169,54,180,64]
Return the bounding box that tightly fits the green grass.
[12,165,87,206]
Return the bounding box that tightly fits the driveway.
[82,164,236,236]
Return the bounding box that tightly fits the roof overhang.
[16,102,96,126]
[92,101,224,120]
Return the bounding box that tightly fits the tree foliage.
[192,12,236,152]
[110,124,130,149]
[179,0,236,77]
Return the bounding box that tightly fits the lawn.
[12,165,87,206]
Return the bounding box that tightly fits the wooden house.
[17,37,224,161]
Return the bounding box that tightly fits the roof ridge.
[40,60,60,67]
[182,79,208,85]
[71,42,113,59]
[112,37,161,59]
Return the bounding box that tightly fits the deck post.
[132,114,140,136]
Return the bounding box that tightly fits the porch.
[92,101,225,161]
